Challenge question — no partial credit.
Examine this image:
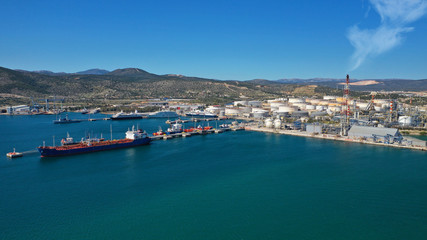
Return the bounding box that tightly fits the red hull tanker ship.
[38,126,151,157]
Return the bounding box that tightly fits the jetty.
[149,127,237,141]
[166,117,229,124]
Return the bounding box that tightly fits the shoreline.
[245,125,427,151]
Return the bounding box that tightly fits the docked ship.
[184,125,213,132]
[185,110,217,118]
[38,126,151,157]
[148,111,179,118]
[152,123,183,136]
[53,114,81,124]
[111,110,145,120]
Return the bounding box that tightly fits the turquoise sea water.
[1,113,426,239]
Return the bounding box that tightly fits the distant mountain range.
[1,66,426,105]
[249,78,427,92]
[15,68,111,76]
[76,69,110,75]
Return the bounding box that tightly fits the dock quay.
[82,118,111,122]
[245,124,427,151]
[166,118,229,124]
[149,127,234,141]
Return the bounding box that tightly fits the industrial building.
[348,125,403,143]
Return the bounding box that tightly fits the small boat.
[53,114,81,124]
[153,127,165,136]
[6,148,23,158]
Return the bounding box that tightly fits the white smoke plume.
[348,0,427,70]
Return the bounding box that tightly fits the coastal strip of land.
[245,124,427,151]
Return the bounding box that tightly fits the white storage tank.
[293,103,307,109]
[206,106,224,114]
[274,118,282,129]
[278,106,296,113]
[356,102,369,109]
[288,98,304,103]
[398,116,412,126]
[374,99,389,105]
[225,108,241,116]
[306,105,316,110]
[265,118,273,128]
[323,96,338,100]
[270,102,287,108]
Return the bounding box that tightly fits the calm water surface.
[0,113,426,239]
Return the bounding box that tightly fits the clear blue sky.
[1,0,426,80]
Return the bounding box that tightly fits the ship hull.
[38,138,151,157]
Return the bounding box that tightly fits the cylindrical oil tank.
[293,103,307,109]
[270,102,287,108]
[274,118,282,129]
[306,105,316,110]
[278,106,296,113]
[288,98,304,103]
[398,116,412,126]
[265,118,273,128]
[374,99,389,105]
[323,96,338,100]
[357,102,369,109]
[225,108,241,116]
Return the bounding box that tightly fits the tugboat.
[166,123,183,134]
[38,126,151,157]
[6,148,23,158]
[152,127,165,136]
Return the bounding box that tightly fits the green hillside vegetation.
[3,66,421,106]
[0,67,315,105]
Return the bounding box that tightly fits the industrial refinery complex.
[2,75,426,150]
